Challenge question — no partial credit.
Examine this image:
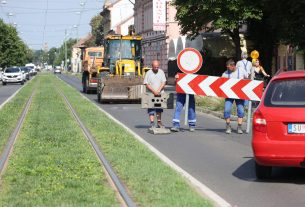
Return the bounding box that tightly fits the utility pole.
[65,29,67,71]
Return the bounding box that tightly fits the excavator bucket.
[98,76,145,102]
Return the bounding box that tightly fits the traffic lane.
[0,83,22,106]
[96,104,305,207]
[59,74,305,207]
[57,74,81,92]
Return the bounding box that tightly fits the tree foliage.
[53,38,77,66]
[173,0,262,58]
[0,19,28,69]
[262,0,305,50]
[173,0,305,72]
[89,14,104,46]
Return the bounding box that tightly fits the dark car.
[20,66,31,80]
[252,71,305,179]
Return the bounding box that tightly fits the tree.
[263,0,305,50]
[90,14,104,46]
[0,19,28,68]
[53,38,77,67]
[246,1,305,73]
[173,0,262,58]
[25,47,34,63]
[48,47,58,66]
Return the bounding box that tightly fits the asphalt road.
[22,74,305,206]
[0,82,22,106]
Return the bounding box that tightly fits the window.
[5,67,20,73]
[88,52,102,58]
[264,78,305,107]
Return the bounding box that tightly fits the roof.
[72,34,93,48]
[104,0,121,8]
[273,70,305,80]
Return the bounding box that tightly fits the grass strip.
[56,75,212,206]
[0,79,36,155]
[0,76,118,207]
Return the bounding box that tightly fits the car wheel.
[20,81,24,85]
[2,82,6,85]
[255,162,272,179]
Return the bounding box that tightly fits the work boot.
[157,121,165,128]
[170,126,180,132]
[149,122,155,129]
[237,125,243,134]
[226,124,232,134]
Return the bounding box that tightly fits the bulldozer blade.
[102,86,129,100]
[147,127,171,135]
[102,76,144,87]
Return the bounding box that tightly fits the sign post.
[177,48,203,126]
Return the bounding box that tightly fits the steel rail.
[59,90,137,207]
[0,91,35,174]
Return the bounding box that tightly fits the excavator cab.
[103,35,143,76]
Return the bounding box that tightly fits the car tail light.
[253,110,267,133]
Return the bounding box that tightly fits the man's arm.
[145,84,158,95]
[155,82,166,95]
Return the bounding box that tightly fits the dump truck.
[82,47,104,93]
[97,34,148,103]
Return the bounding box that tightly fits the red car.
[252,71,305,179]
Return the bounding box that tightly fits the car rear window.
[264,78,305,107]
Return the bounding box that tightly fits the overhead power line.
[41,0,49,50]
[3,6,100,11]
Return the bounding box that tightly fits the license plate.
[288,124,305,134]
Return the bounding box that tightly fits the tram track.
[0,86,136,207]
[0,91,35,175]
[58,89,137,207]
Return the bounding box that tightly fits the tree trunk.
[225,28,242,60]
[232,28,242,60]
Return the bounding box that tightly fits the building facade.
[134,0,182,74]
[71,35,92,73]
[276,44,304,74]
[100,0,134,36]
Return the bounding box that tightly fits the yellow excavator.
[97,34,148,103]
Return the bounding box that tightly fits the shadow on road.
[233,158,305,184]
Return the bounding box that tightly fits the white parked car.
[0,71,2,81]
[2,67,25,85]
[54,68,61,74]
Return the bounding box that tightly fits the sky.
[0,0,104,50]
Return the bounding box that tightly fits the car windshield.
[20,67,28,72]
[264,78,305,107]
[5,67,20,73]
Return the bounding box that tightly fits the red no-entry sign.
[177,48,203,74]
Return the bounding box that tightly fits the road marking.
[58,75,232,207]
